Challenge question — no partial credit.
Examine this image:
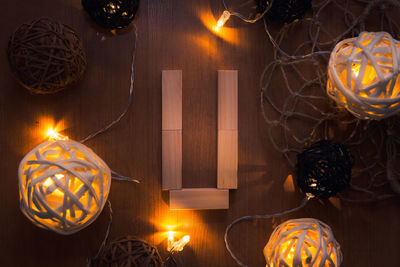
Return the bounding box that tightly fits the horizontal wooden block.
[169,189,229,210]
[218,70,238,130]
[162,70,182,130]
[162,130,182,190]
[217,130,238,189]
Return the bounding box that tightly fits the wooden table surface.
[1,0,399,266]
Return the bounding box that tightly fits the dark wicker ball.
[296,140,353,199]
[7,18,86,94]
[256,0,312,23]
[82,0,139,29]
[93,236,163,267]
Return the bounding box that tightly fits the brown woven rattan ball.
[93,236,164,267]
[7,18,87,94]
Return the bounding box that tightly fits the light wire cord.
[164,249,185,267]
[80,24,140,184]
[86,200,113,267]
[222,0,272,24]
[164,241,186,267]
[224,196,311,267]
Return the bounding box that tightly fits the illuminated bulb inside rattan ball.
[327,31,400,120]
[18,140,111,235]
[264,218,342,267]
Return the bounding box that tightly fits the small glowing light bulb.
[167,230,175,241]
[173,235,190,252]
[55,174,64,179]
[352,64,360,78]
[46,128,57,138]
[46,127,68,141]
[182,235,190,243]
[43,178,53,187]
[216,10,231,29]
[167,231,175,251]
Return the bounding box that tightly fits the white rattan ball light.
[18,140,111,235]
[327,31,400,120]
[264,218,342,267]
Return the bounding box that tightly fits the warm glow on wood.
[18,140,111,234]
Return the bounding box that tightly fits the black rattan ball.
[93,236,163,267]
[82,0,139,29]
[256,0,312,23]
[296,140,353,199]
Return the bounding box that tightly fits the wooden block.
[162,130,182,190]
[169,189,229,210]
[217,130,238,189]
[162,70,182,130]
[218,70,238,130]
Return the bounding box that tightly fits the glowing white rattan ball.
[264,218,342,267]
[18,140,111,235]
[327,31,400,120]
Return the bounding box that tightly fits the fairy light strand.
[220,0,272,25]
[218,0,331,59]
[165,232,190,266]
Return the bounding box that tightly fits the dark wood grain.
[0,0,399,266]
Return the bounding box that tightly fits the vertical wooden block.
[217,130,238,189]
[162,130,182,190]
[217,70,238,189]
[169,189,229,210]
[218,70,238,130]
[162,70,182,130]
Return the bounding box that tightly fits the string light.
[213,0,330,60]
[167,230,175,251]
[46,127,68,141]
[172,235,190,252]
[167,231,190,252]
[215,0,273,30]
[216,10,231,29]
